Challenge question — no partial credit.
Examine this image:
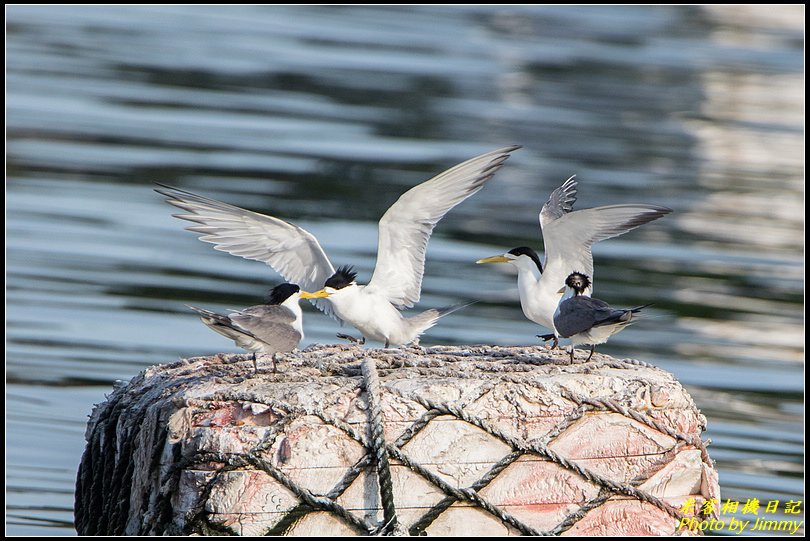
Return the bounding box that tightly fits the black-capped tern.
[158,146,519,347]
[187,282,322,371]
[554,272,649,361]
[477,176,669,345]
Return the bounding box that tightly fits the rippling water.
[6,5,804,535]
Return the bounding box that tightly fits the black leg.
[569,346,575,362]
[586,345,595,361]
[253,352,258,374]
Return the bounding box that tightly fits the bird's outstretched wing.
[367,146,520,309]
[541,203,672,295]
[539,175,578,229]
[156,185,336,317]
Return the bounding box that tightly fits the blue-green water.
[6,5,804,535]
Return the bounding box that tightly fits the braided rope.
[187,451,375,534]
[561,390,712,464]
[550,440,693,535]
[78,347,710,535]
[410,405,583,534]
[185,374,689,534]
[387,386,684,522]
[407,450,526,535]
[549,487,614,535]
[386,444,543,536]
[360,355,399,534]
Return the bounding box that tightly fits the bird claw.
[253,352,283,373]
[567,345,596,363]
[337,333,365,345]
[536,333,559,349]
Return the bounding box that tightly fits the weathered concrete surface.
[74,344,719,536]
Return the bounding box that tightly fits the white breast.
[328,286,407,344]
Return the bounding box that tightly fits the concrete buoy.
[74,344,719,536]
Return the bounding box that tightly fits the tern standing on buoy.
[188,282,323,372]
[554,272,649,361]
[158,146,520,347]
[477,176,670,346]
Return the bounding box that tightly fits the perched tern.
[554,272,648,361]
[187,282,322,372]
[157,146,519,347]
[476,176,670,345]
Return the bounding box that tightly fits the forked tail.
[406,301,476,341]
[187,305,257,343]
[616,303,653,324]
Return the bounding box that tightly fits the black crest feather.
[325,265,357,290]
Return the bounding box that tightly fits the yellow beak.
[476,255,511,264]
[300,289,330,299]
[557,286,566,294]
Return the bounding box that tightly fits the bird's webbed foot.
[536,333,559,349]
[337,333,365,345]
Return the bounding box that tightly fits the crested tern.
[157,146,520,347]
[187,282,322,371]
[476,176,670,345]
[553,272,649,361]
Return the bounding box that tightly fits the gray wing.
[541,204,672,296]
[231,304,297,326]
[156,185,336,318]
[367,146,520,309]
[188,304,293,352]
[228,305,302,352]
[554,296,618,338]
[539,175,578,229]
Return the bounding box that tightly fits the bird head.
[265,283,301,305]
[476,246,542,274]
[310,265,358,298]
[559,272,591,296]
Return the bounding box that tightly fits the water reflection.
[6,5,803,535]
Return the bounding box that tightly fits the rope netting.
[75,344,714,536]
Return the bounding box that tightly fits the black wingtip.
[153,183,173,197]
[154,183,197,204]
[471,146,522,189]
[631,303,654,313]
[186,304,223,321]
[153,182,182,193]
[617,206,673,231]
[154,183,199,199]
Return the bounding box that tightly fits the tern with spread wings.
[477,176,670,345]
[158,146,519,347]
